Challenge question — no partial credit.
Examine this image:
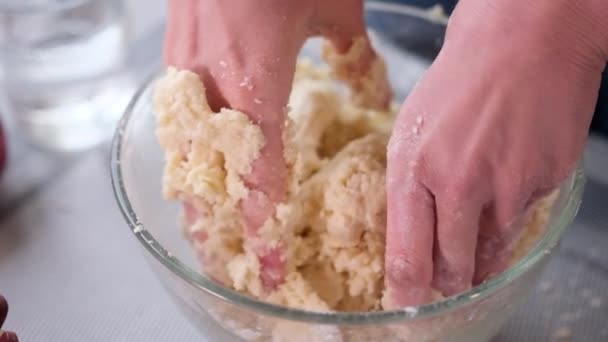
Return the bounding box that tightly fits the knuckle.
[528,187,555,205]
[442,176,477,203]
[432,159,482,201]
[410,156,427,179]
[387,128,416,162]
[387,110,427,161]
[435,251,475,280]
[387,141,426,180]
[477,231,517,259]
[495,201,523,230]
[535,154,578,190]
[550,165,575,187]
[386,256,431,287]
[491,193,527,233]
[433,257,473,294]
[476,235,504,260]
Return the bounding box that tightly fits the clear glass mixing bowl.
[111,2,586,341]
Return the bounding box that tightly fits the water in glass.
[0,0,129,151]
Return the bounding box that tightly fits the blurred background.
[0,0,606,341]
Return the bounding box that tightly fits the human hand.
[164,0,388,289]
[0,295,18,342]
[384,0,608,307]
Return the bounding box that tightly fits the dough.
[154,39,554,313]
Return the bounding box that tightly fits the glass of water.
[0,0,130,151]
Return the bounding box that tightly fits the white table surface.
[0,2,201,341]
[1,2,608,341]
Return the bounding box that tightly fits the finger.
[432,201,481,296]
[211,24,308,292]
[201,16,307,213]
[163,0,197,70]
[182,201,199,227]
[178,196,214,276]
[258,246,285,290]
[164,0,230,111]
[473,204,527,285]
[322,35,392,110]
[241,190,286,290]
[314,0,367,53]
[526,187,555,208]
[240,190,275,237]
[179,197,210,241]
[385,145,435,307]
[216,59,293,232]
[0,295,7,326]
[316,1,392,110]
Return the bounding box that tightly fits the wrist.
[448,0,608,67]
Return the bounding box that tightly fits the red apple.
[0,295,18,342]
[0,121,6,176]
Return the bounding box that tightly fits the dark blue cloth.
[374,0,608,135]
[594,68,608,134]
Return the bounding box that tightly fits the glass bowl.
[111,2,585,341]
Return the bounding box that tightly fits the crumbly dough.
[154,39,554,313]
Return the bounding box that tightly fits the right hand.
[383,0,608,307]
[164,0,384,289]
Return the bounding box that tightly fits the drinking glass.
[0,0,130,151]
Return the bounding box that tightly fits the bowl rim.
[110,1,586,325]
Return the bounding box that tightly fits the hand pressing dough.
[154,40,554,313]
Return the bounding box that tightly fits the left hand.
[164,0,388,289]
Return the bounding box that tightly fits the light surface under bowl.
[111,2,586,341]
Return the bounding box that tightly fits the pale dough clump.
[154,39,554,313]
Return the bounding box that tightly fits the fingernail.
[0,331,18,342]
